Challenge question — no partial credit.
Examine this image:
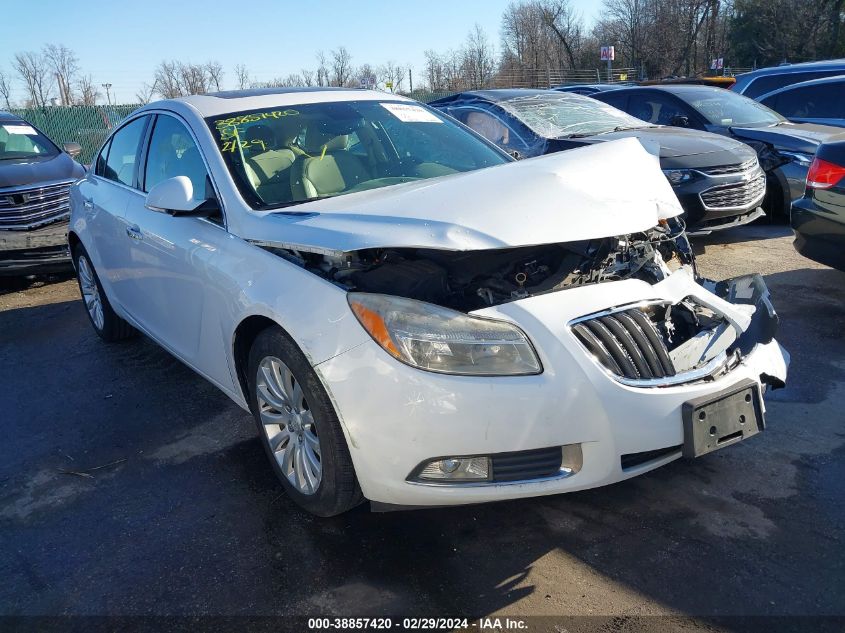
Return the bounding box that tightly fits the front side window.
[682,88,784,127]
[0,121,59,160]
[495,93,651,138]
[626,93,689,126]
[103,116,148,187]
[207,100,509,209]
[144,115,210,198]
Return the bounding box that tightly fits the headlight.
[662,169,694,185]
[347,293,542,376]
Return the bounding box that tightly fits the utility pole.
[408,67,413,93]
[102,83,112,105]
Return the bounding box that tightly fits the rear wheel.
[247,326,363,516]
[72,245,136,342]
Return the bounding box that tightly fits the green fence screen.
[9,104,141,165]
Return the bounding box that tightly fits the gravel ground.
[1,225,843,631]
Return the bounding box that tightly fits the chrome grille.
[698,158,757,176]
[571,307,676,381]
[0,180,74,230]
[700,174,766,210]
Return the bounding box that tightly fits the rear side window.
[764,82,844,119]
[103,116,148,187]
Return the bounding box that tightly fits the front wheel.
[248,326,363,516]
[73,245,136,342]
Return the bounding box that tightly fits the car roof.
[136,88,415,119]
[553,84,620,92]
[736,59,845,80]
[430,88,585,106]
[757,73,845,100]
[0,111,25,121]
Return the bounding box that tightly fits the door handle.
[83,199,94,209]
[126,225,143,240]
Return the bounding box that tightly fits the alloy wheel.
[77,255,104,331]
[256,356,322,495]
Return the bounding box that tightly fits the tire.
[72,244,137,342]
[247,326,363,516]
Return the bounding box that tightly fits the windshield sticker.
[2,124,38,135]
[380,103,442,123]
[213,110,299,151]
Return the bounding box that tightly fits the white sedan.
[68,88,789,516]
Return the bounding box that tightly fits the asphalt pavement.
[1,225,843,631]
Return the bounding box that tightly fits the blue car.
[732,59,845,99]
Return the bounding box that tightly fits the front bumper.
[0,219,71,275]
[317,269,789,507]
[673,167,766,232]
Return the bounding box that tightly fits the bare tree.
[378,60,405,92]
[135,80,157,104]
[315,51,329,86]
[234,63,250,89]
[179,63,211,95]
[13,51,53,108]
[43,44,79,105]
[154,60,183,98]
[330,46,353,87]
[462,24,496,89]
[77,75,101,105]
[206,61,224,91]
[0,69,12,109]
[300,68,316,86]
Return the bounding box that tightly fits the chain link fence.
[9,104,140,164]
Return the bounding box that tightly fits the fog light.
[417,456,491,482]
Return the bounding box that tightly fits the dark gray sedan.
[430,89,765,233]
[593,85,845,219]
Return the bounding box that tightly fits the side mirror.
[145,176,219,217]
[670,115,690,128]
[63,141,82,158]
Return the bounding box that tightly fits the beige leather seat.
[295,130,370,199]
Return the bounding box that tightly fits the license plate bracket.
[682,378,764,459]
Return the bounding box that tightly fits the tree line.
[1,0,843,107]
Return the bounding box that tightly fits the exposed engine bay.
[261,218,695,313]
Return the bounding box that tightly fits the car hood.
[236,137,683,254]
[729,122,843,153]
[0,152,84,189]
[597,125,749,159]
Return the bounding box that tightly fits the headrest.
[304,128,349,154]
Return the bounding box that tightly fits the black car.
[0,112,84,275]
[791,137,845,271]
[593,85,844,218]
[430,89,765,233]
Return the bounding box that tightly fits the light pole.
[102,83,112,105]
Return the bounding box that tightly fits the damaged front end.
[570,272,784,389]
[255,214,784,389]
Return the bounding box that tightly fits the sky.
[1,0,601,105]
